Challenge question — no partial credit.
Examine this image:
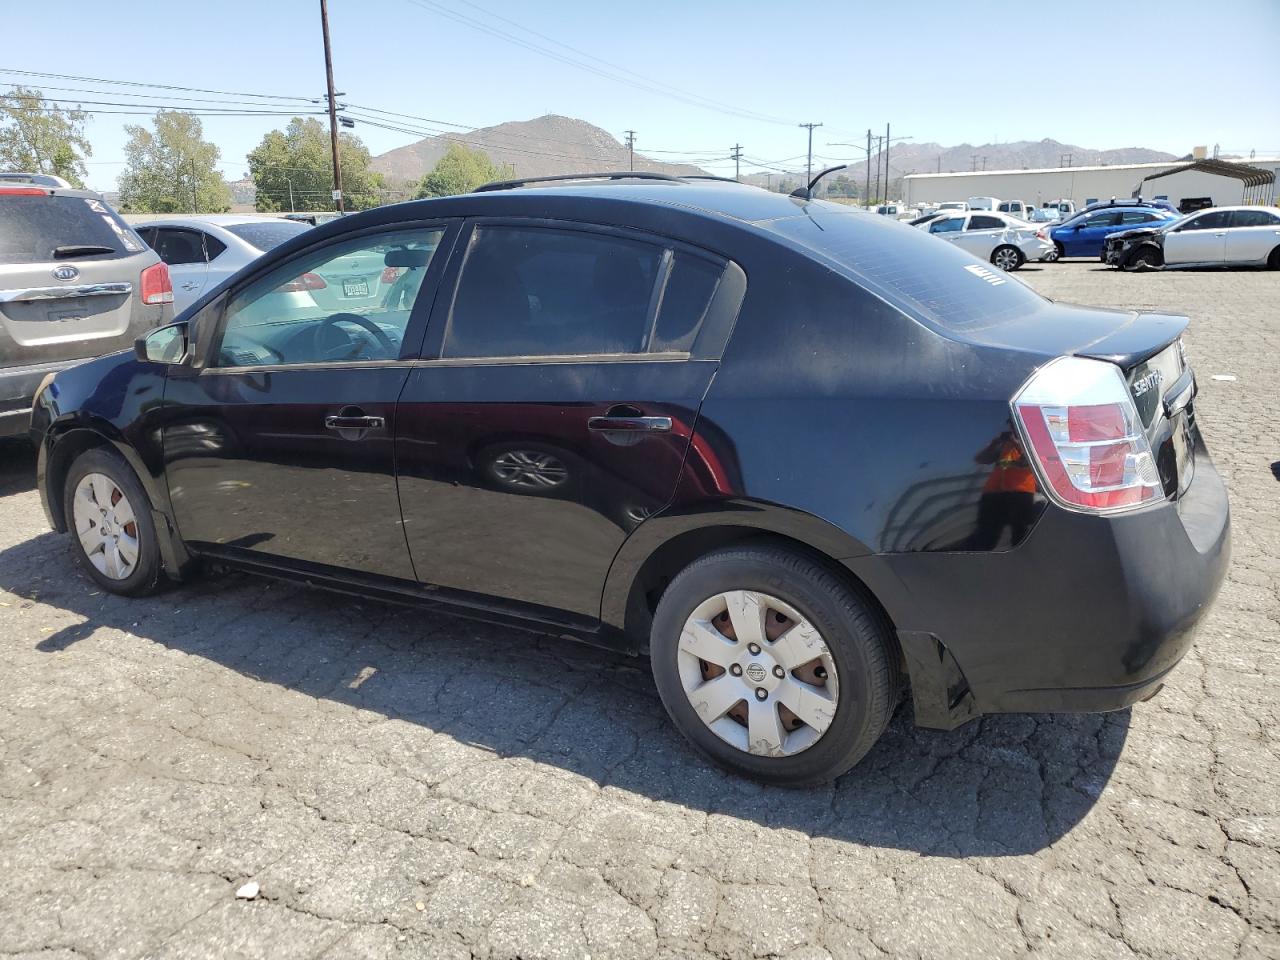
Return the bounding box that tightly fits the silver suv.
[0,174,172,438]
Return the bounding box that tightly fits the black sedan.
[29,174,1230,784]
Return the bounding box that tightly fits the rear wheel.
[1125,246,1163,272]
[1268,245,1280,270]
[64,448,164,596]
[1053,241,1066,261]
[649,545,899,785]
[991,245,1024,271]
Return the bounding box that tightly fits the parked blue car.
[1051,205,1179,259]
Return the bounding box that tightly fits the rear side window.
[1230,209,1280,228]
[446,226,663,358]
[152,228,206,265]
[929,217,964,234]
[0,194,143,263]
[651,253,722,353]
[1120,210,1157,224]
[224,220,310,252]
[968,215,1005,230]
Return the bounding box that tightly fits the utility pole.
[319,0,344,213]
[865,128,872,209]
[884,122,891,202]
[799,122,822,186]
[624,130,636,171]
[286,177,296,213]
[731,143,743,181]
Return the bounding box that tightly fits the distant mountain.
[370,115,707,183]
[742,138,1179,192]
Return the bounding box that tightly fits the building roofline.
[904,157,1280,180]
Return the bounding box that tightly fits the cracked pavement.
[1,261,1277,959]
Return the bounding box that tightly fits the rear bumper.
[0,358,82,438]
[852,439,1230,727]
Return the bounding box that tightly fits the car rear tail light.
[380,266,402,284]
[0,186,47,196]
[1036,227,1049,240]
[140,262,173,305]
[277,272,326,292]
[1013,356,1161,513]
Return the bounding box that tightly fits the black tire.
[63,447,165,596]
[991,245,1025,271]
[1053,241,1066,261]
[1125,246,1163,272]
[1269,246,1280,270]
[649,544,900,785]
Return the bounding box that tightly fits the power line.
[399,0,794,127]
[0,82,317,110]
[0,66,315,102]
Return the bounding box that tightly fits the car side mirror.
[135,321,189,364]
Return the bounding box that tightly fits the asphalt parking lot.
[0,260,1277,960]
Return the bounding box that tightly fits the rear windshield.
[0,194,143,264]
[769,209,1046,333]
[225,220,310,252]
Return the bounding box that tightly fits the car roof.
[131,214,297,228]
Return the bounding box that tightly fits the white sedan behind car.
[917,211,1055,270]
[132,215,311,313]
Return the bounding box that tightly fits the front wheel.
[991,245,1025,271]
[1125,247,1163,272]
[1042,245,1060,263]
[649,545,900,785]
[64,447,165,596]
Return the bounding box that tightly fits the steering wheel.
[311,312,398,361]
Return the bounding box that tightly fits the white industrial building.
[902,155,1279,211]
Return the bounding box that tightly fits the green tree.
[0,87,92,187]
[415,142,513,199]
[247,117,384,212]
[117,110,230,213]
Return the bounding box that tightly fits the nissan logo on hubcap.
[52,265,79,282]
[745,663,767,683]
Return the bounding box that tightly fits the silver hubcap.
[994,248,1019,270]
[491,450,568,489]
[677,590,839,758]
[72,473,140,580]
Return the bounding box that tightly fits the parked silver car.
[918,210,1056,269]
[131,215,310,314]
[0,174,172,438]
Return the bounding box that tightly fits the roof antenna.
[791,164,848,200]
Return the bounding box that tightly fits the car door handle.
[587,415,672,433]
[325,415,385,431]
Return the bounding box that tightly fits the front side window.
[1181,210,1231,231]
[1230,209,1280,228]
[929,217,965,234]
[214,227,444,367]
[445,226,664,358]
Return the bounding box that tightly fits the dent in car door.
[395,221,743,622]
[163,222,457,579]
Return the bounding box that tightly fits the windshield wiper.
[52,244,115,259]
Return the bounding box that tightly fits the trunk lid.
[961,303,1195,501]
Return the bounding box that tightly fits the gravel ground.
[0,260,1276,960]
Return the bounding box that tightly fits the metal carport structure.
[1138,158,1276,205]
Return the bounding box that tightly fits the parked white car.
[132,216,310,313]
[966,196,1000,211]
[937,200,969,212]
[1104,205,1280,271]
[997,200,1032,219]
[918,211,1055,270]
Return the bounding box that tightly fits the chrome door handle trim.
[325,415,385,431]
[0,281,132,303]
[587,415,673,433]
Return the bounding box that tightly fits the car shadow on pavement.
[0,440,37,497]
[2,527,1129,859]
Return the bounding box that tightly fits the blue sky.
[8,0,1279,191]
